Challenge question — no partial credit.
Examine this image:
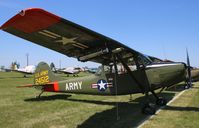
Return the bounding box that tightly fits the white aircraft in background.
[57,67,81,77]
[13,65,36,77]
[50,62,81,77]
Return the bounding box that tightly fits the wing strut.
[115,54,146,94]
[113,54,120,120]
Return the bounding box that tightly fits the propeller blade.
[186,48,192,86]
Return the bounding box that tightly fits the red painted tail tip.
[43,81,59,92]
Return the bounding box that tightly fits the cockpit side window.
[96,53,152,75]
[95,66,102,75]
[95,65,110,75]
[101,60,137,75]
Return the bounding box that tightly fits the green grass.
[0,72,199,128]
[142,82,199,128]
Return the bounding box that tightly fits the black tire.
[156,98,167,106]
[142,104,156,115]
[184,85,190,89]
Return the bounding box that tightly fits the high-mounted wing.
[13,70,34,74]
[0,8,140,64]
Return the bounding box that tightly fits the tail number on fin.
[35,76,49,84]
[35,70,50,84]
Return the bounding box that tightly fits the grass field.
[0,72,198,128]
[141,82,199,128]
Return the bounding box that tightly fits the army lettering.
[65,81,82,90]
[35,70,48,77]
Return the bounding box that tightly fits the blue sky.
[0,0,199,68]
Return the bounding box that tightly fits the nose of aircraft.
[177,62,192,88]
[180,62,187,78]
[170,62,187,84]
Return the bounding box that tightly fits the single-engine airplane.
[57,67,80,77]
[50,62,80,77]
[0,8,191,114]
[13,65,36,77]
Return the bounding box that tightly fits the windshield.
[137,54,152,66]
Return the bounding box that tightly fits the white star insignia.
[98,80,106,90]
[55,37,77,45]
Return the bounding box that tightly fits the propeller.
[186,48,192,88]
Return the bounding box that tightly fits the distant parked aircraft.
[13,65,36,77]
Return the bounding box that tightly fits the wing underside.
[0,8,139,65]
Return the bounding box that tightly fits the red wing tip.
[0,7,61,31]
[18,8,42,16]
[0,8,41,30]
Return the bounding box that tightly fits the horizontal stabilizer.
[16,84,35,88]
[16,82,54,88]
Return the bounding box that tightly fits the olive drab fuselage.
[42,62,186,96]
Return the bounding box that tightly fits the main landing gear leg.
[184,81,191,89]
[151,90,167,106]
[36,90,44,98]
[142,93,156,115]
[129,94,132,101]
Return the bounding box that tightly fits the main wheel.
[184,84,191,89]
[142,103,156,115]
[156,98,167,106]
